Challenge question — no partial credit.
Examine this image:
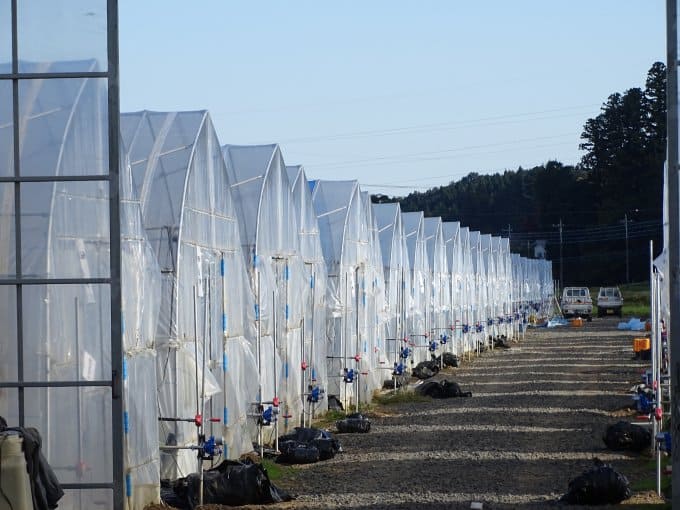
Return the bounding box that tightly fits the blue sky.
[119,1,666,195]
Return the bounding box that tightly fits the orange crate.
[570,318,584,327]
[633,337,650,352]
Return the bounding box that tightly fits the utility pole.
[665,0,680,504]
[623,213,630,284]
[552,218,564,288]
[502,224,512,249]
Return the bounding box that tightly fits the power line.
[310,134,576,169]
[267,103,600,145]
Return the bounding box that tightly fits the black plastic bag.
[436,352,459,367]
[277,427,341,462]
[560,459,631,505]
[493,336,511,348]
[164,458,292,509]
[603,421,651,452]
[417,379,472,399]
[277,440,320,464]
[336,412,371,433]
[412,360,440,380]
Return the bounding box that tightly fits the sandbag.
[560,460,631,505]
[603,421,651,452]
[163,459,292,509]
[417,379,472,399]
[336,413,371,433]
[278,427,341,462]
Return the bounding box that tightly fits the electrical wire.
[264,104,600,145]
[309,134,576,170]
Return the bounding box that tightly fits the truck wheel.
[586,315,592,322]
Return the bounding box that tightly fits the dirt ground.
[263,317,667,509]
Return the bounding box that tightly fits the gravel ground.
[265,317,666,510]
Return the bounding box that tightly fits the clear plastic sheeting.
[120,146,162,508]
[459,227,475,354]
[121,111,258,479]
[423,217,451,358]
[311,180,375,409]
[373,203,410,377]
[285,165,328,422]
[222,144,306,439]
[361,191,387,394]
[469,231,485,349]
[442,222,463,355]
[401,211,430,364]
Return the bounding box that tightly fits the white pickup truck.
[561,287,593,321]
[597,287,623,317]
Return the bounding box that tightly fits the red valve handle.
[273,396,280,407]
[194,414,202,427]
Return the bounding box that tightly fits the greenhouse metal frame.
[0,1,124,509]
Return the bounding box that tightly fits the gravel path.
[273,318,663,509]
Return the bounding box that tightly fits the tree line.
[373,62,666,285]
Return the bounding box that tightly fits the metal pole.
[656,269,663,497]
[256,265,263,458]
[355,266,360,413]
[301,312,305,428]
[666,1,680,503]
[559,219,564,287]
[106,2,125,507]
[220,254,228,460]
[625,214,630,284]
[650,241,657,452]
[309,269,316,419]
[273,289,279,453]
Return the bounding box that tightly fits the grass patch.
[628,455,672,507]
[261,458,288,482]
[621,282,651,318]
[312,409,347,429]
[373,390,429,406]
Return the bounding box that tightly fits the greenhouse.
[459,226,475,354]
[423,217,451,358]
[361,191,388,393]
[373,202,410,371]
[469,231,486,350]
[221,144,307,442]
[401,211,430,364]
[120,110,259,479]
[311,180,374,408]
[442,221,463,355]
[285,165,329,422]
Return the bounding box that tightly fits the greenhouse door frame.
[0,1,124,509]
